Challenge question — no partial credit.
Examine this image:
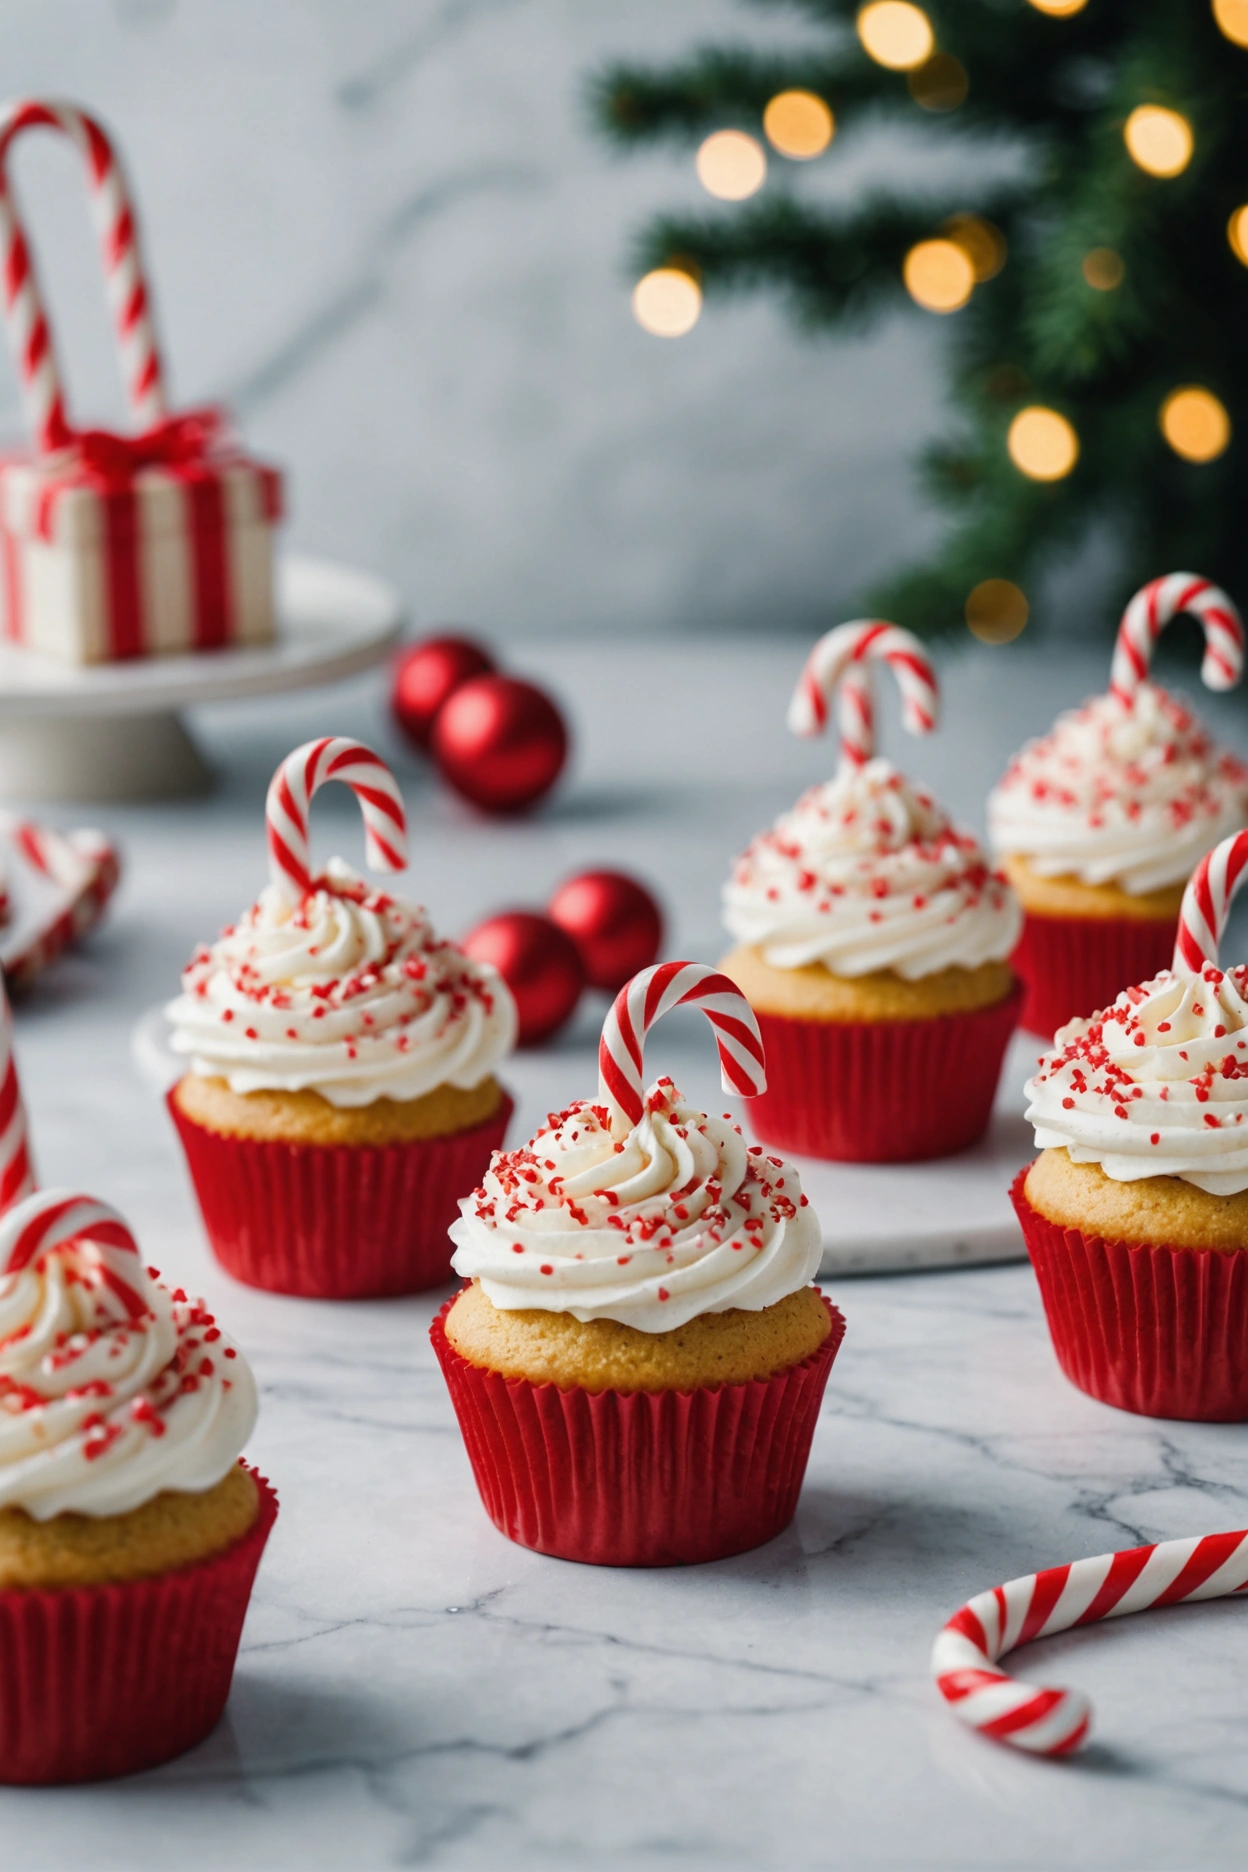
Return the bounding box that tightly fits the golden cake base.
[1003,853,1184,923]
[172,1072,504,1147]
[719,943,1014,1023]
[1025,1146,1248,1252]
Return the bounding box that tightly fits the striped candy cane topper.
[787,621,939,771]
[1173,830,1248,976]
[0,1187,138,1276]
[266,738,408,899]
[933,1527,1248,1756]
[598,960,766,1131]
[1109,573,1244,708]
[0,976,33,1213]
[0,99,167,455]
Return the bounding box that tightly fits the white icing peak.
[0,1235,257,1519]
[448,1075,823,1331]
[989,683,1248,893]
[167,857,516,1107]
[1026,964,1248,1194]
[723,757,1020,978]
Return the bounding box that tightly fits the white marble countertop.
[7,634,1248,1871]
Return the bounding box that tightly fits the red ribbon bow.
[57,406,232,487]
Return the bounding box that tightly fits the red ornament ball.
[548,870,664,994]
[433,674,567,814]
[391,635,494,752]
[460,911,584,1047]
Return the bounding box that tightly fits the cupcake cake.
[1014,830,1248,1421]
[433,961,843,1567]
[167,736,517,1298]
[721,621,1021,1162]
[0,1187,275,1783]
[989,573,1248,1037]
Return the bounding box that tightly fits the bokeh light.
[966,580,1030,644]
[1027,0,1088,15]
[1007,407,1079,480]
[943,214,1006,282]
[903,239,974,312]
[1160,386,1231,463]
[857,2,934,71]
[763,90,835,159]
[1227,204,1248,265]
[695,130,767,201]
[1213,0,1248,48]
[1124,105,1193,178]
[632,269,702,338]
[1081,247,1125,290]
[908,54,968,111]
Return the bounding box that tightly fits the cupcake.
[433,960,844,1567]
[720,622,1022,1162]
[1014,830,1248,1421]
[0,1187,275,1783]
[167,737,517,1298]
[989,572,1248,1037]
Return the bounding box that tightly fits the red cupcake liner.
[431,1292,845,1567]
[742,987,1021,1164]
[169,1088,513,1299]
[1012,1168,1248,1421]
[0,1467,277,1785]
[1012,910,1177,1039]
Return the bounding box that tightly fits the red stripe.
[367,831,404,871]
[947,1605,989,1650]
[979,1687,1068,1740]
[1152,1529,1248,1607]
[82,116,113,185]
[106,207,135,275]
[1050,1713,1091,1755]
[0,1060,19,1133]
[5,1195,80,1272]
[0,1144,30,1209]
[598,1050,638,1123]
[1075,1543,1154,1625]
[1017,1562,1072,1647]
[100,488,143,658]
[645,960,687,1028]
[346,779,405,829]
[936,1667,1005,1702]
[267,827,306,891]
[4,230,29,305]
[0,530,19,642]
[850,623,889,660]
[326,742,383,775]
[96,1258,147,1319]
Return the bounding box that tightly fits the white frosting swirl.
[448,1076,823,1331]
[722,758,1021,978]
[0,1237,258,1519]
[167,858,516,1107]
[989,684,1248,894]
[1026,963,1248,1194]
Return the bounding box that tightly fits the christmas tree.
[592,1,1248,644]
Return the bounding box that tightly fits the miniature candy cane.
[0,1187,138,1275]
[1108,572,1244,707]
[1172,829,1248,976]
[933,1527,1248,1756]
[0,98,167,454]
[266,737,408,899]
[598,959,766,1130]
[0,976,33,1212]
[787,620,939,771]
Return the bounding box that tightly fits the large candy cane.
[1172,830,1248,976]
[787,621,939,771]
[0,98,167,454]
[933,1528,1248,1756]
[598,960,766,1131]
[0,976,32,1213]
[266,738,408,899]
[1108,573,1244,707]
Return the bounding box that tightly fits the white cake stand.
[0,555,405,802]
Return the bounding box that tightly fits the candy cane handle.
[598,960,766,1131]
[933,1527,1248,1756]
[787,620,939,770]
[0,976,32,1212]
[266,737,408,898]
[1173,831,1248,975]
[0,98,167,454]
[1109,573,1244,706]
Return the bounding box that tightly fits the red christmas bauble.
[432,675,568,814]
[391,635,494,752]
[460,911,584,1047]
[548,870,664,994]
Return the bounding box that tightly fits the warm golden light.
[763,90,834,159]
[1228,205,1248,265]
[1124,105,1193,178]
[1213,0,1248,48]
[943,214,1006,282]
[632,269,702,338]
[1160,387,1231,463]
[1008,407,1079,481]
[966,580,1030,644]
[857,2,934,71]
[1027,0,1088,15]
[1082,247,1124,290]
[908,53,968,111]
[903,239,974,313]
[695,130,767,200]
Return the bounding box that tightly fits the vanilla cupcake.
[433,961,843,1567]
[989,572,1248,1036]
[721,624,1021,1162]
[0,1188,275,1783]
[167,738,516,1297]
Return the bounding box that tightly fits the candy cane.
[1109,572,1244,707]
[933,1528,1248,1756]
[598,960,766,1131]
[787,621,939,771]
[0,1187,138,1275]
[1172,830,1248,976]
[0,976,32,1213]
[0,99,167,455]
[266,737,408,899]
